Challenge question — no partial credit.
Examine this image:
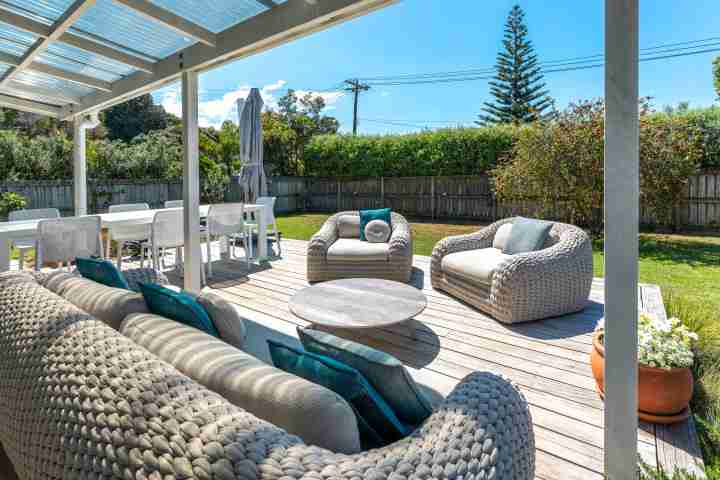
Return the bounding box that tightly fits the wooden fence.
[1,172,719,227]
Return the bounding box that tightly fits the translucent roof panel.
[13,69,96,99]
[0,23,38,58]
[149,0,268,33]
[72,0,194,59]
[38,42,137,82]
[0,0,76,25]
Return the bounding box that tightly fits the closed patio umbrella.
[236,88,266,203]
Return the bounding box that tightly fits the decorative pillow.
[138,282,220,338]
[298,328,432,426]
[492,223,514,251]
[359,208,391,241]
[503,217,554,255]
[195,292,247,350]
[338,215,361,238]
[75,257,130,290]
[364,219,391,243]
[267,340,409,449]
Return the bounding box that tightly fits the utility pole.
[344,79,370,135]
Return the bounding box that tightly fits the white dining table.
[0,203,267,272]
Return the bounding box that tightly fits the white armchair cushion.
[337,215,361,238]
[441,247,512,284]
[327,238,389,262]
[492,223,514,251]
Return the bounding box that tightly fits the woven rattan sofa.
[431,218,593,324]
[307,211,413,283]
[0,270,535,479]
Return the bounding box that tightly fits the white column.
[182,70,202,293]
[73,117,87,216]
[604,0,639,478]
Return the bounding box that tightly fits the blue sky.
[155,0,720,134]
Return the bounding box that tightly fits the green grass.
[278,213,720,474]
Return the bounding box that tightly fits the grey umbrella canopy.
[236,88,266,203]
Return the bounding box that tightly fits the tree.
[714,57,720,100]
[479,5,553,125]
[103,94,169,142]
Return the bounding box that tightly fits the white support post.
[73,117,87,216]
[604,0,639,478]
[181,70,202,293]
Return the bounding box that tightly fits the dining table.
[0,203,268,272]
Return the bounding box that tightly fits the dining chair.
[144,208,206,284]
[204,203,252,278]
[8,208,60,270]
[35,216,103,271]
[247,196,282,256]
[106,203,150,270]
[164,200,184,208]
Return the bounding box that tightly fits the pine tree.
[479,5,553,125]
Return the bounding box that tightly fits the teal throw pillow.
[267,340,409,449]
[76,257,130,290]
[359,208,391,241]
[138,282,220,338]
[503,217,554,255]
[298,328,432,426]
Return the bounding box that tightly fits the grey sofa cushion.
[298,328,433,426]
[504,217,553,254]
[492,223,514,251]
[364,219,391,243]
[337,215,361,238]
[120,313,361,454]
[41,271,148,330]
[327,238,389,262]
[441,247,512,284]
[195,292,248,350]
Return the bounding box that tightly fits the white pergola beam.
[0,7,155,74]
[0,0,96,89]
[60,0,395,119]
[604,0,640,478]
[112,0,217,47]
[0,51,111,91]
[181,70,202,293]
[0,93,60,117]
[2,82,82,104]
[255,0,278,9]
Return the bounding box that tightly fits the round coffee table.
[290,278,427,337]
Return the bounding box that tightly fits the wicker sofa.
[431,218,593,324]
[0,270,535,479]
[307,211,413,283]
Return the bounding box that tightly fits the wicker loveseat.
[307,211,413,283]
[431,218,593,324]
[0,270,535,479]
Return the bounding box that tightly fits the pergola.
[0,1,640,478]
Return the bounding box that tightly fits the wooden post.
[337,179,342,211]
[430,176,436,220]
[182,70,202,294]
[604,0,639,478]
[380,176,385,207]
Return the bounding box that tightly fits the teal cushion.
[359,208,391,241]
[267,340,409,449]
[503,217,554,254]
[76,257,130,290]
[138,282,220,338]
[298,328,432,426]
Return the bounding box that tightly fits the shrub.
[0,191,27,218]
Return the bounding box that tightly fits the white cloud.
[158,80,344,129]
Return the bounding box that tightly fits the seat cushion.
[298,328,433,426]
[359,208,391,241]
[327,238,389,262]
[504,217,553,254]
[338,215,361,238]
[139,282,220,337]
[441,248,512,284]
[364,219,391,243]
[268,340,409,449]
[76,256,130,290]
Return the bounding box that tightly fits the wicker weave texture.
[0,272,534,480]
[307,211,413,283]
[431,218,593,324]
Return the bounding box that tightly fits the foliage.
[263,111,299,175]
[655,105,720,169]
[0,191,27,218]
[480,5,554,125]
[714,57,720,101]
[103,94,171,142]
[304,126,518,177]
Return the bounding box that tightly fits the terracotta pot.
[590,330,694,419]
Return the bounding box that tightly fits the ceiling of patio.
[0,0,392,119]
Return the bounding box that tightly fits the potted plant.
[590,313,697,424]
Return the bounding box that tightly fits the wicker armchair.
[308,211,413,283]
[431,218,593,324]
[0,271,536,480]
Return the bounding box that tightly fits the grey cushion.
[41,271,148,330]
[120,313,362,454]
[504,217,553,254]
[195,292,248,350]
[298,328,433,426]
[492,223,514,251]
[327,238,389,262]
[337,215,361,238]
[441,247,512,284]
[364,219,391,243]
